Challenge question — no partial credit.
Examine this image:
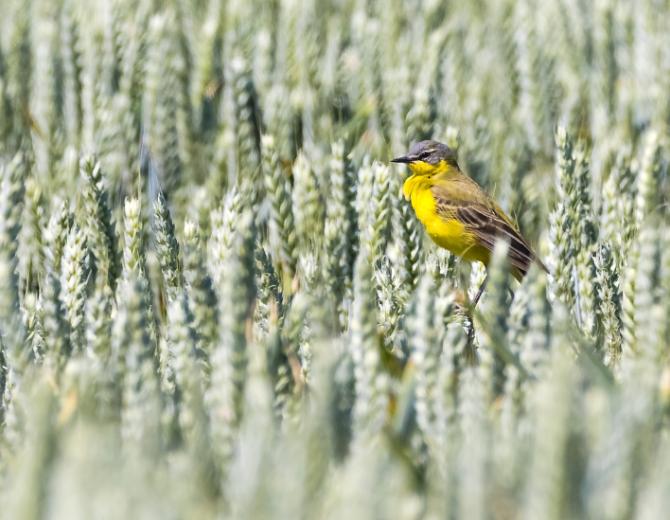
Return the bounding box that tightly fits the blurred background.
[1,0,670,519]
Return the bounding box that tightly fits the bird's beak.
[391,155,412,164]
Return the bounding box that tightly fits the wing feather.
[432,184,547,276]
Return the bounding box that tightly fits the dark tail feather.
[535,256,549,274]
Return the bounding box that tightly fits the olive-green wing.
[431,182,547,276]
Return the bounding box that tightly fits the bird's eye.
[419,151,430,160]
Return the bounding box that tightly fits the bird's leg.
[464,273,489,364]
[471,274,489,308]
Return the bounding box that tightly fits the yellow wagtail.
[391,140,548,306]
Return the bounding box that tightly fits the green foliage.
[152,191,181,302]
[79,155,121,293]
[59,226,87,355]
[2,1,670,519]
[263,134,298,280]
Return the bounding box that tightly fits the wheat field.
[1,0,670,518]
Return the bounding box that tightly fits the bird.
[391,140,548,307]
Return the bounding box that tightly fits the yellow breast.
[403,174,485,262]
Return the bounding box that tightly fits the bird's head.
[391,140,459,175]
